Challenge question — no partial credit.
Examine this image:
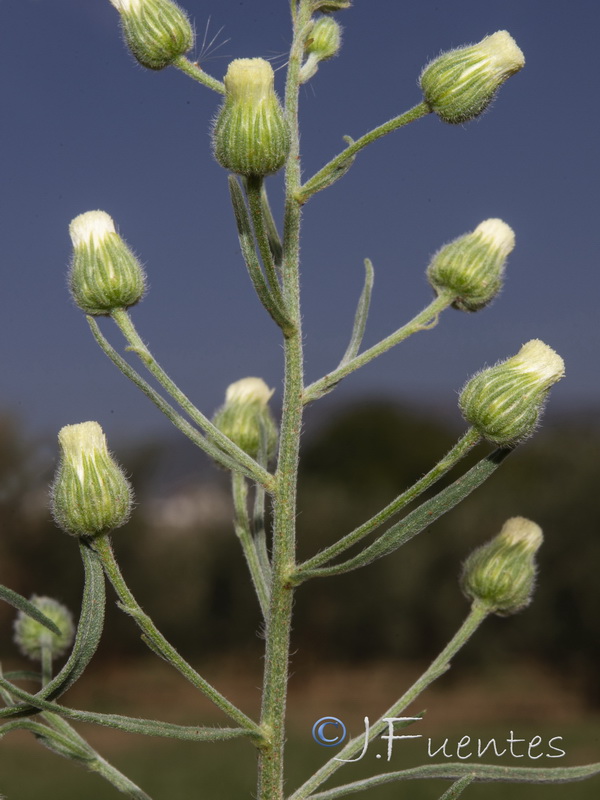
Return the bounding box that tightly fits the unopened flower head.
[14,596,75,661]
[213,377,278,461]
[461,517,543,615]
[52,421,133,537]
[427,218,515,311]
[69,210,146,316]
[300,17,342,82]
[420,31,525,124]
[460,340,565,445]
[213,59,290,177]
[109,0,194,70]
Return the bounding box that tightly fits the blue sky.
[1,0,599,444]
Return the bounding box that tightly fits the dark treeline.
[0,401,598,702]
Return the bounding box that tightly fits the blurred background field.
[1,400,599,797]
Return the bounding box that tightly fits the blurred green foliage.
[0,399,598,701]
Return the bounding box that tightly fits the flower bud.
[420,31,525,124]
[14,596,75,661]
[461,517,543,615]
[213,377,278,461]
[52,421,133,537]
[109,0,194,70]
[300,17,342,83]
[307,17,342,60]
[213,59,291,177]
[427,219,515,312]
[69,210,146,316]
[460,340,565,445]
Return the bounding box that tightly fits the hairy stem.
[303,293,453,403]
[256,3,313,798]
[290,602,489,799]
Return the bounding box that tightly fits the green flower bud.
[460,340,565,445]
[420,31,525,124]
[14,596,75,661]
[300,17,342,83]
[427,218,515,312]
[213,59,291,177]
[52,421,133,537]
[109,0,194,70]
[461,517,543,615]
[69,210,146,316]
[213,377,278,461]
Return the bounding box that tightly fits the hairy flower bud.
[109,0,194,70]
[69,210,146,316]
[52,421,133,537]
[14,596,75,661]
[300,17,342,82]
[461,517,543,615]
[427,219,515,312]
[213,377,278,460]
[213,59,290,177]
[460,340,565,445]
[420,31,525,124]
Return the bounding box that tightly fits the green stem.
[232,473,271,617]
[256,4,313,799]
[297,102,431,203]
[303,293,453,403]
[40,641,53,688]
[92,534,262,738]
[88,317,254,478]
[172,55,225,94]
[109,308,275,492]
[290,602,489,800]
[297,428,481,573]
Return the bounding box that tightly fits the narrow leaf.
[0,719,92,761]
[0,584,61,635]
[228,176,293,331]
[0,680,252,742]
[259,181,283,268]
[301,447,513,579]
[339,258,374,366]
[306,761,600,799]
[0,540,105,719]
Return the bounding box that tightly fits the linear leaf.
[0,680,251,742]
[0,584,60,635]
[339,258,374,367]
[300,447,512,579]
[306,761,600,799]
[0,540,105,719]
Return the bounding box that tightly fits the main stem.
[257,3,312,798]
